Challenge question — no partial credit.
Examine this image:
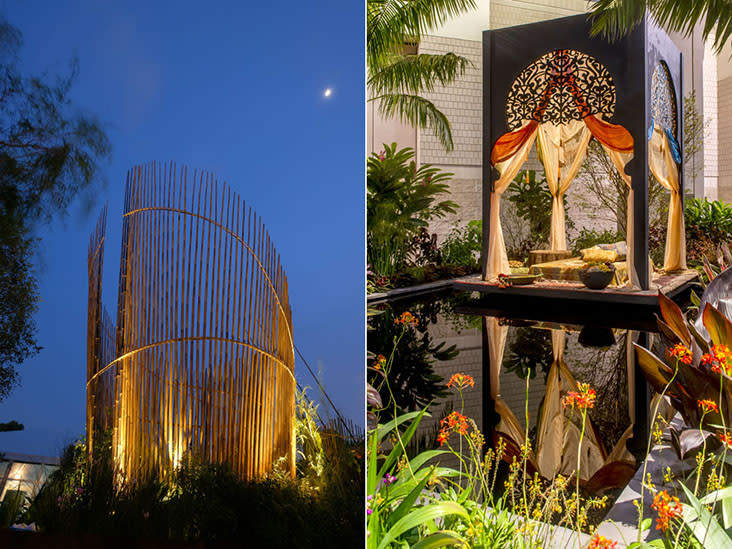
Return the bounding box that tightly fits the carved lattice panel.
[651,62,677,136]
[506,49,616,130]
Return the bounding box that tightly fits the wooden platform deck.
[453,269,700,307]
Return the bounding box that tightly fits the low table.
[527,249,572,267]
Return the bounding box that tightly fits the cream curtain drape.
[649,126,686,272]
[486,121,538,279]
[598,144,641,288]
[536,121,592,250]
[485,316,509,399]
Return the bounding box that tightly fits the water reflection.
[368,291,657,493]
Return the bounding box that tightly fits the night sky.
[0,1,364,456]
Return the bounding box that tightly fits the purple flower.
[384,473,396,484]
[75,487,84,495]
[367,508,373,515]
[378,151,385,161]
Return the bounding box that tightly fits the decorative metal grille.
[506,49,616,130]
[86,162,296,481]
[651,62,677,136]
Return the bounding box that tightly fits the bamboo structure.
[86,161,295,481]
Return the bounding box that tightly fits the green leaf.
[376,410,425,443]
[386,467,434,529]
[378,408,428,481]
[679,482,732,548]
[691,290,701,307]
[410,531,467,548]
[378,501,469,549]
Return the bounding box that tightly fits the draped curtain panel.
[585,114,642,287]
[536,120,592,251]
[488,113,638,285]
[486,121,539,279]
[649,126,686,271]
[484,316,509,400]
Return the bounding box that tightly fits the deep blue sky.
[0,1,364,456]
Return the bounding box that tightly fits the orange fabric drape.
[585,114,644,288]
[584,115,634,153]
[491,120,540,164]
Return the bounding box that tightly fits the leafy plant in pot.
[580,262,615,290]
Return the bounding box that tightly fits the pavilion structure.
[86,162,296,481]
[476,13,689,297]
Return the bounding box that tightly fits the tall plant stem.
[636,359,679,544]
[522,373,531,543]
[575,409,587,549]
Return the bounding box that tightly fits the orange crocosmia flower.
[720,433,732,449]
[587,533,618,549]
[447,373,475,390]
[394,311,418,326]
[702,344,732,374]
[698,399,719,413]
[669,343,692,365]
[372,354,386,371]
[440,411,469,435]
[651,490,682,532]
[436,431,448,446]
[563,382,596,410]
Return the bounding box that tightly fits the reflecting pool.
[368,290,663,497]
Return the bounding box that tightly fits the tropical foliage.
[685,198,732,269]
[504,170,573,260]
[634,271,732,436]
[367,143,457,277]
[25,392,363,546]
[0,17,111,401]
[367,0,476,151]
[439,219,482,270]
[589,0,732,54]
[368,318,620,547]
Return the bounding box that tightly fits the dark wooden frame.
[481,13,683,290]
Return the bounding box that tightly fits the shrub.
[439,220,481,269]
[504,170,574,256]
[367,143,458,276]
[27,394,363,547]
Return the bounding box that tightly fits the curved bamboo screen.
[86,161,295,481]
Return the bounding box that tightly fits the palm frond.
[590,0,732,54]
[367,0,477,67]
[373,92,455,151]
[369,52,471,96]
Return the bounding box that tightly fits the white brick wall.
[703,40,718,200]
[490,0,586,29]
[718,75,732,201]
[418,35,483,168]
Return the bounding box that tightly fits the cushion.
[597,241,627,261]
[581,247,618,263]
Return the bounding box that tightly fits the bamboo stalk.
[88,162,295,482]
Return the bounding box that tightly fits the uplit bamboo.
[86,162,295,481]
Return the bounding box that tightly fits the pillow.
[581,247,618,263]
[598,241,627,261]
